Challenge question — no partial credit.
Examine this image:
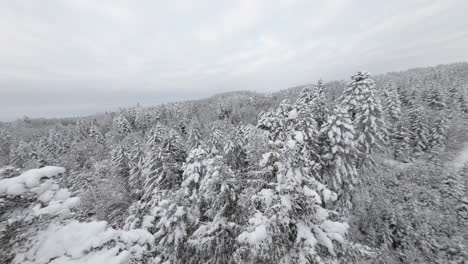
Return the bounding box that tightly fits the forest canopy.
[1,62,468,263]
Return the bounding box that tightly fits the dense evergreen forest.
[1,62,467,263]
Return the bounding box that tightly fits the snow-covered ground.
[1,166,153,264]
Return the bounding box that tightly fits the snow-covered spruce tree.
[340,72,386,167]
[9,146,25,168]
[311,80,330,129]
[43,130,70,161]
[188,126,204,151]
[397,84,410,108]
[150,143,242,264]
[155,136,186,191]
[128,145,144,199]
[441,169,467,227]
[187,156,241,264]
[392,121,411,161]
[320,106,359,197]
[242,124,269,165]
[181,146,209,204]
[239,103,354,264]
[129,130,187,232]
[111,144,130,181]
[113,114,133,136]
[426,85,447,111]
[294,96,323,173]
[134,107,152,131]
[408,105,429,153]
[10,141,37,169]
[257,99,292,143]
[382,88,401,126]
[208,125,225,156]
[74,119,90,141]
[224,126,248,170]
[88,124,105,145]
[429,114,448,150]
[382,88,408,159]
[149,146,208,263]
[124,126,166,229]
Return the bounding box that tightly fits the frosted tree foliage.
[320,107,358,195]
[2,63,468,263]
[114,114,133,136]
[244,100,351,263]
[340,72,386,165]
[310,80,330,129]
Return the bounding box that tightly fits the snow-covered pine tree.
[134,107,152,131]
[124,127,165,229]
[128,145,144,199]
[257,99,292,143]
[311,80,330,129]
[89,124,105,145]
[131,130,187,231]
[382,88,408,160]
[184,155,241,264]
[9,146,24,168]
[397,84,410,108]
[382,88,402,125]
[320,106,359,196]
[242,124,269,165]
[340,72,386,167]
[111,145,130,181]
[429,113,448,150]
[75,119,90,141]
[156,136,186,191]
[113,114,133,136]
[408,105,429,153]
[208,126,225,156]
[427,85,447,111]
[392,121,411,161]
[188,126,204,151]
[223,127,248,170]
[44,130,70,162]
[295,86,315,109]
[238,104,351,263]
[181,146,209,203]
[293,93,323,174]
[152,144,241,264]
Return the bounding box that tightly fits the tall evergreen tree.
[224,127,248,170]
[240,103,351,263]
[340,72,386,166]
[128,145,144,199]
[320,107,359,195]
[427,85,447,111]
[429,114,448,149]
[9,147,24,168]
[113,114,133,136]
[408,106,429,153]
[392,121,411,161]
[134,107,152,131]
[311,80,330,129]
[89,124,105,145]
[111,145,130,180]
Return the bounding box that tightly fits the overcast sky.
[1,0,468,121]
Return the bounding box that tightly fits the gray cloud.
[1,0,468,120]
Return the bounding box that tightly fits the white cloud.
[0,0,467,120]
